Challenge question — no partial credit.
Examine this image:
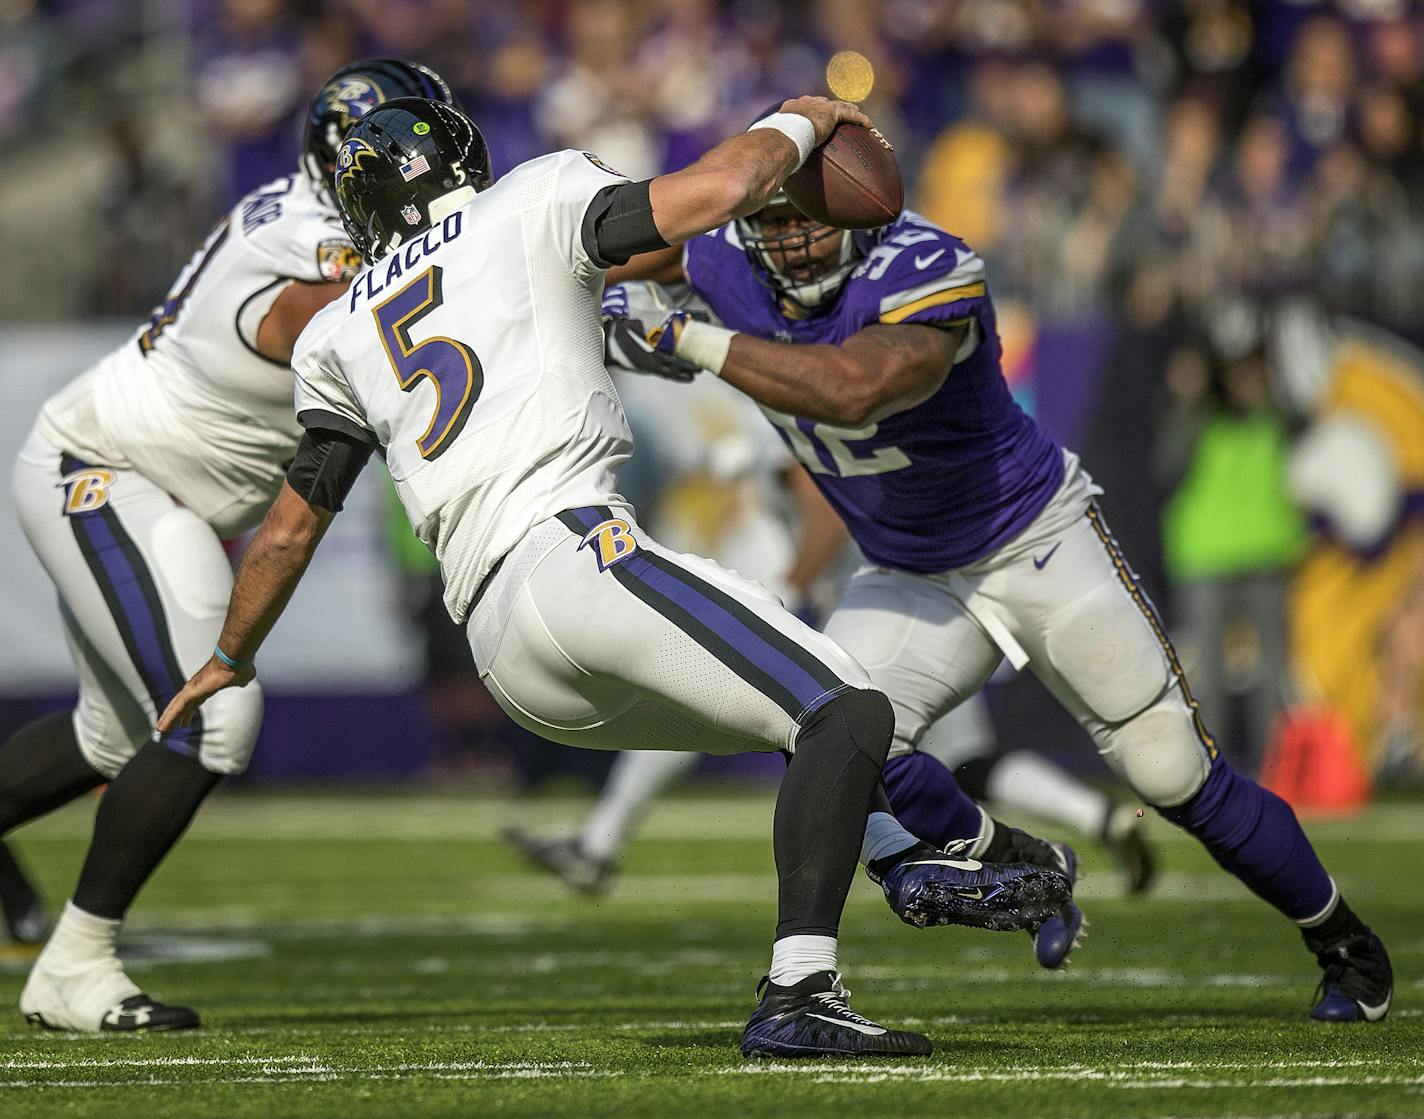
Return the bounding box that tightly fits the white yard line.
[0,1055,318,1070]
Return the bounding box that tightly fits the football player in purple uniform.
[607,189,1392,1023]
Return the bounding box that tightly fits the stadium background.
[4,0,1424,801]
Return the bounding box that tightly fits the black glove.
[603,317,701,382]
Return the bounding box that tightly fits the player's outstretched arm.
[655,319,969,427]
[646,97,870,246]
[157,481,335,734]
[255,280,351,364]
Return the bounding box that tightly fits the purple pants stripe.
[61,454,201,755]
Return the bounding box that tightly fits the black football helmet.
[302,59,456,206]
[334,98,493,261]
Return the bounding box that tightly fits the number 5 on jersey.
[373,265,483,460]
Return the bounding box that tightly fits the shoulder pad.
[850,213,987,326]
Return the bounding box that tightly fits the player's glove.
[645,309,737,378]
[645,310,697,356]
[602,317,701,382]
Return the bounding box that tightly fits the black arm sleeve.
[287,413,376,514]
[580,180,670,268]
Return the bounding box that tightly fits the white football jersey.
[292,149,637,623]
[36,172,359,537]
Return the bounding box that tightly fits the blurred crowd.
[6,0,1424,784]
[6,0,1424,333]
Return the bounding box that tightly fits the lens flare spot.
[827,51,875,103]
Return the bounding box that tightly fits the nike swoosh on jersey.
[915,249,945,270]
[904,857,984,872]
[807,1013,886,1036]
[1033,543,1061,569]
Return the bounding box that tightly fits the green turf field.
[0,789,1417,1118]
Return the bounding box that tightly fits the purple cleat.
[867,839,1072,932]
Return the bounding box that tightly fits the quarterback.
[2,60,457,1033]
[159,95,1072,1059]
[609,183,1393,1022]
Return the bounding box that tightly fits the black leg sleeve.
[954,755,998,802]
[73,741,221,920]
[774,689,894,940]
[0,712,106,834]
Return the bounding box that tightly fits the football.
[784,122,903,229]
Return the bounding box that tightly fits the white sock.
[859,810,919,865]
[769,934,838,986]
[30,901,139,1019]
[986,750,1110,837]
[579,750,699,862]
[39,901,124,968]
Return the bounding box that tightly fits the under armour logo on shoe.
[103,997,152,1030]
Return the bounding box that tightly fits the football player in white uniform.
[4,60,458,1033]
[159,97,1072,1059]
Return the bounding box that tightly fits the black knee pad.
[797,688,894,770]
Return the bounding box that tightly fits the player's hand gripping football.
[155,655,256,737]
[776,96,873,146]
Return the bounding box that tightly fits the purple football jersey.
[683,211,1064,572]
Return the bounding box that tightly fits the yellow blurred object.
[916,122,1011,249]
[826,50,875,102]
[1291,331,1424,770]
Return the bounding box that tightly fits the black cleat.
[100,994,201,1033]
[25,993,200,1034]
[501,826,616,896]
[741,971,931,1059]
[1100,805,1157,896]
[1307,926,1392,1023]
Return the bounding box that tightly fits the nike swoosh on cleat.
[905,857,984,872]
[1033,543,1061,569]
[1359,997,1391,1022]
[806,1013,886,1036]
[954,885,1006,902]
[915,249,945,269]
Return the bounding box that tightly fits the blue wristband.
[213,645,253,671]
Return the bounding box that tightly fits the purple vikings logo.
[579,518,638,571]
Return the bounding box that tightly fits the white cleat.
[20,955,198,1033]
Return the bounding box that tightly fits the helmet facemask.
[736,195,863,311]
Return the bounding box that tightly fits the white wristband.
[674,320,737,377]
[748,112,818,170]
